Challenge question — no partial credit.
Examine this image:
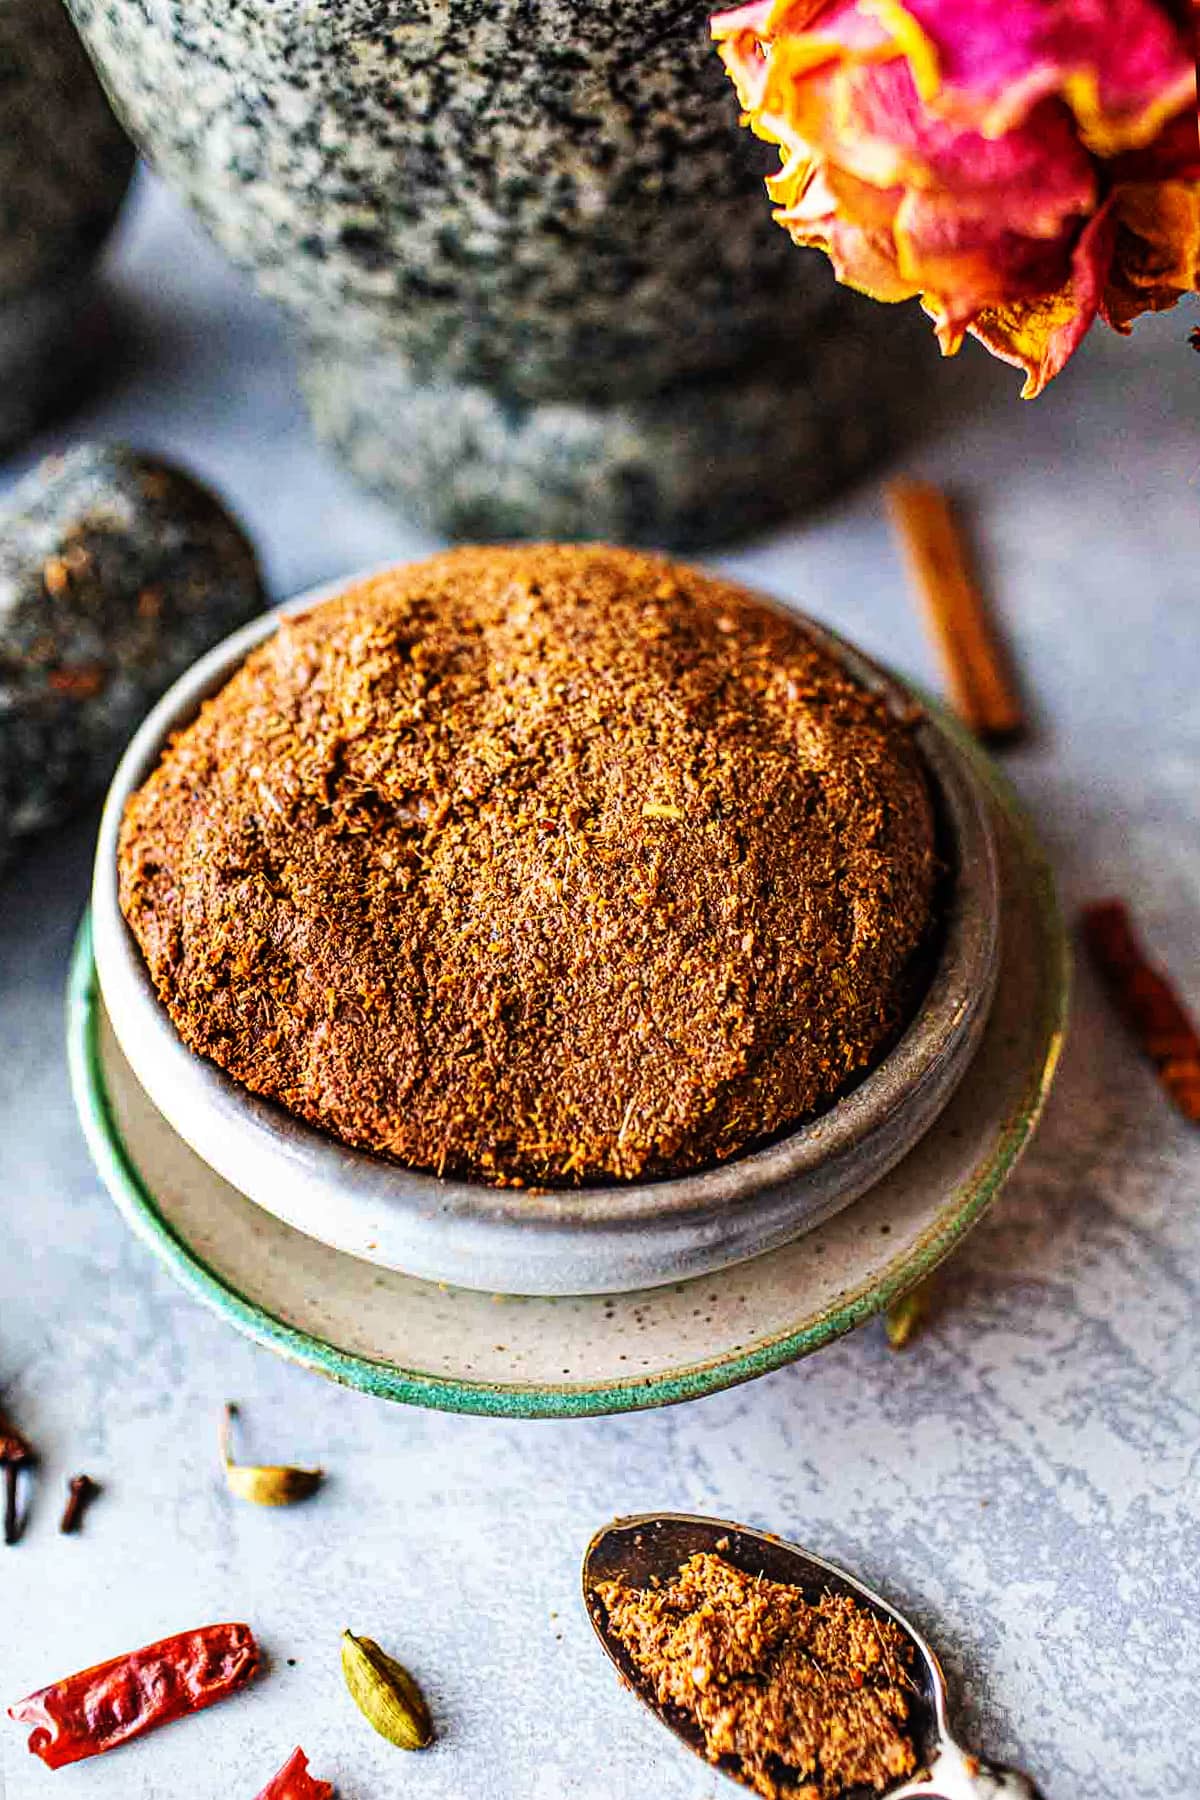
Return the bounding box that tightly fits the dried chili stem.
[1082,899,1200,1123]
[886,479,1025,745]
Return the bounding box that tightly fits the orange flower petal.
[775,165,918,298]
[895,190,1074,319]
[968,203,1116,396]
[829,60,1096,229]
[1103,178,1200,329]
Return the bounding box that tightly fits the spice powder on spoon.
[594,1552,920,1799]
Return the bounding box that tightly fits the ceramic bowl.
[91,575,1000,1297]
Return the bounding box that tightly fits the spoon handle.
[891,1744,1046,1800]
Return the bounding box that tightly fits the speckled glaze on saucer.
[0,0,133,449]
[90,573,999,1298]
[68,732,1066,1414]
[62,0,937,544]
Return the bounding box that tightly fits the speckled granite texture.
[300,313,919,545]
[3,184,1200,1800]
[0,0,133,450]
[0,446,265,866]
[63,0,934,542]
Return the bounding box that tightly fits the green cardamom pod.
[341,1630,433,1751]
[220,1403,323,1506]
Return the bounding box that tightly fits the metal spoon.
[583,1513,1045,1800]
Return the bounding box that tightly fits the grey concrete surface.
[1,175,1197,1800]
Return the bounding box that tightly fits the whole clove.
[0,1409,34,1546]
[60,1474,101,1535]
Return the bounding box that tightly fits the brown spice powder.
[594,1552,919,1800]
[118,546,937,1188]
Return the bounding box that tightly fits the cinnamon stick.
[1082,899,1200,1123]
[886,479,1025,744]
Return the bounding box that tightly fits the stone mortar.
[64,0,935,543]
[0,0,134,451]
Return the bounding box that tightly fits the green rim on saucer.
[67,721,1067,1419]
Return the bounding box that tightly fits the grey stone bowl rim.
[91,565,999,1289]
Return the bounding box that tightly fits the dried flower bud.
[0,1408,35,1546]
[712,0,1198,395]
[0,1405,32,1457]
[60,1474,101,1535]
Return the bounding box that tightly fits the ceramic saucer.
[68,749,1066,1418]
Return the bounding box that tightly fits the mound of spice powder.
[118,546,937,1188]
[594,1553,919,1799]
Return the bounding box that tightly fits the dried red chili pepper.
[7,1623,259,1768]
[1082,899,1200,1123]
[253,1746,334,1799]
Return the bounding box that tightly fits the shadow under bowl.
[91,574,1000,1297]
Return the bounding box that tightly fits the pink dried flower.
[712,0,1199,393]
